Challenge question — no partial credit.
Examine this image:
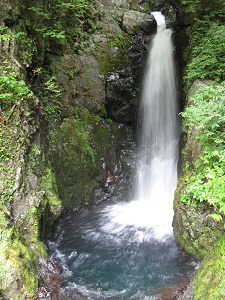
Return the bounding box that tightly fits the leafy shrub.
[41,76,63,120]
[57,0,98,52]
[0,63,33,111]
[181,82,225,215]
[180,0,224,14]
[184,21,225,83]
[22,0,98,54]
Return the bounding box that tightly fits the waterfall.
[48,13,197,299]
[99,11,179,241]
[135,12,179,235]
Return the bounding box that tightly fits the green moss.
[193,234,225,299]
[95,32,131,79]
[174,170,224,259]
[9,240,38,297]
[0,201,48,295]
[0,97,58,298]
[50,110,117,208]
[0,124,25,206]
[98,49,129,78]
[40,167,62,217]
[50,114,95,207]
[0,245,14,290]
[0,227,46,299]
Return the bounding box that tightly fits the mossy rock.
[192,234,225,299]
[50,54,106,116]
[0,232,47,299]
[173,172,225,260]
[50,113,117,207]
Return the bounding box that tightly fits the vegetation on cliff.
[174,1,225,298]
[181,82,225,217]
[178,2,225,230]
[0,0,99,298]
[0,83,54,298]
[192,234,225,300]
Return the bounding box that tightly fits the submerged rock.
[154,278,193,300]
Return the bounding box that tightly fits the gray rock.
[122,10,154,33]
[112,0,129,8]
[50,54,105,114]
[130,0,142,10]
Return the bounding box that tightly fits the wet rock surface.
[154,279,193,300]
[35,259,63,300]
[105,34,151,126]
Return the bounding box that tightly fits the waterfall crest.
[100,12,179,241]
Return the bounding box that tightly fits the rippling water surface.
[48,205,197,300]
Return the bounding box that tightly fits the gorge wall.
[0,0,225,299]
[173,1,225,299]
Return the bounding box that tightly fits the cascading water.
[48,12,197,300]
[137,12,178,202]
[97,11,179,241]
[135,11,179,238]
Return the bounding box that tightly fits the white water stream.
[100,12,179,241]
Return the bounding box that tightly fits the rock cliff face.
[173,81,225,259]
[173,80,225,299]
[172,2,225,298]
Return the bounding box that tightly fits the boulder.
[122,10,155,33]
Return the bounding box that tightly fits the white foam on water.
[151,11,166,26]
